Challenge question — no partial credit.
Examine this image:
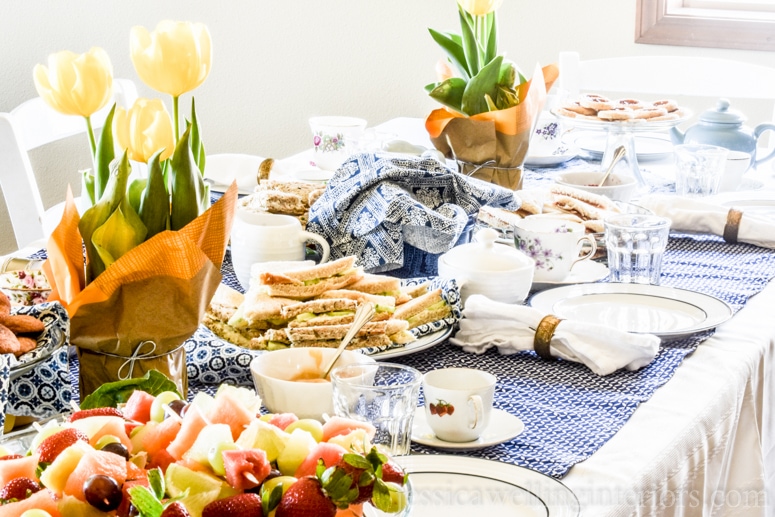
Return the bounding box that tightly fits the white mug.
[422,368,496,442]
[230,209,330,290]
[513,217,596,282]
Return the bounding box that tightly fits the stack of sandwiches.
[204,255,454,352]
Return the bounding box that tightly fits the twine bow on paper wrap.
[43,183,237,398]
[450,294,660,376]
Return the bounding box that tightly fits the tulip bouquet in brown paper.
[43,183,236,398]
[424,1,558,190]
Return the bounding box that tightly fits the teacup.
[512,217,597,282]
[309,116,367,171]
[719,150,752,192]
[230,209,330,290]
[422,368,496,442]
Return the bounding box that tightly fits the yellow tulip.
[458,0,503,16]
[33,47,113,117]
[114,98,175,163]
[130,20,212,97]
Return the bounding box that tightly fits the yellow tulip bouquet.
[38,21,236,397]
[424,0,559,189]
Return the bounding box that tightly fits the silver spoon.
[321,302,376,379]
[597,145,627,187]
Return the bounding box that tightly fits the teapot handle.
[754,122,775,166]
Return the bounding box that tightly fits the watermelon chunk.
[294,441,347,478]
[0,488,61,516]
[167,406,207,460]
[123,390,156,423]
[268,413,298,431]
[63,449,127,500]
[221,449,272,490]
[208,389,256,440]
[142,417,182,456]
[322,416,376,442]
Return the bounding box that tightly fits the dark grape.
[168,399,188,417]
[84,474,123,511]
[100,441,130,460]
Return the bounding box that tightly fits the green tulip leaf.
[428,77,467,113]
[189,97,206,175]
[485,12,497,65]
[169,126,205,231]
[139,150,171,239]
[495,85,519,111]
[458,5,479,78]
[428,28,470,81]
[498,60,517,87]
[81,169,95,207]
[462,55,503,116]
[94,104,117,201]
[78,151,132,282]
[92,195,147,270]
[128,178,147,214]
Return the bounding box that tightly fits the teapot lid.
[441,228,533,272]
[699,98,747,125]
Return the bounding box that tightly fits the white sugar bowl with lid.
[438,228,535,306]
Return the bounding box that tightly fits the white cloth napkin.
[449,295,660,376]
[639,194,775,249]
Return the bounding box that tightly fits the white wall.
[2,0,774,254]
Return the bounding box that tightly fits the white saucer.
[532,260,609,292]
[411,407,525,451]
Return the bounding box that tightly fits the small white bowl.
[555,171,637,202]
[250,347,376,420]
[438,228,534,306]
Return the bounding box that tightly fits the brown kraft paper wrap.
[43,183,238,398]
[426,63,559,190]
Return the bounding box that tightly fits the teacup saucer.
[531,260,609,292]
[411,407,524,451]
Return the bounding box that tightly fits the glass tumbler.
[331,362,422,456]
[605,214,671,285]
[673,144,729,197]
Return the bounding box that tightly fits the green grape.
[20,511,53,517]
[150,391,182,423]
[284,419,324,443]
[208,441,239,476]
[94,434,122,449]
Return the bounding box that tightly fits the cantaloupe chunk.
[0,488,61,517]
[40,440,93,496]
[0,453,40,486]
[166,406,208,460]
[208,389,255,440]
[63,449,127,501]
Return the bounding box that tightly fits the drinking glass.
[673,144,729,197]
[605,214,671,285]
[330,362,422,455]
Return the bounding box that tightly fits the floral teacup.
[309,116,367,171]
[512,217,597,282]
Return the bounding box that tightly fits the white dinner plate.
[395,455,580,517]
[532,260,609,292]
[563,131,673,162]
[412,408,525,451]
[370,326,452,360]
[529,283,733,341]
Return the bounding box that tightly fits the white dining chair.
[0,78,139,251]
[557,51,775,122]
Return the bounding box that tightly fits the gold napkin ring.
[534,315,563,360]
[723,208,743,244]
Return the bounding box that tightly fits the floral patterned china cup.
[512,217,597,282]
[422,368,496,442]
[309,116,367,171]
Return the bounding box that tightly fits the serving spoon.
[597,145,627,187]
[321,302,376,379]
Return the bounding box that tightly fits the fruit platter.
[0,376,410,517]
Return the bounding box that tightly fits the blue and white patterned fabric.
[306,153,520,275]
[2,302,71,432]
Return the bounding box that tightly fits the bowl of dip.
[250,347,376,420]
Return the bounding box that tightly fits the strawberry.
[429,403,438,415]
[0,454,24,461]
[162,501,192,517]
[275,477,336,517]
[37,427,90,463]
[69,407,124,422]
[336,459,373,504]
[0,477,41,502]
[380,462,406,485]
[202,493,262,517]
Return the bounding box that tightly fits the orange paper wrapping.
[43,183,238,398]
[426,63,559,190]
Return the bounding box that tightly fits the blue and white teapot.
[670,98,775,170]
